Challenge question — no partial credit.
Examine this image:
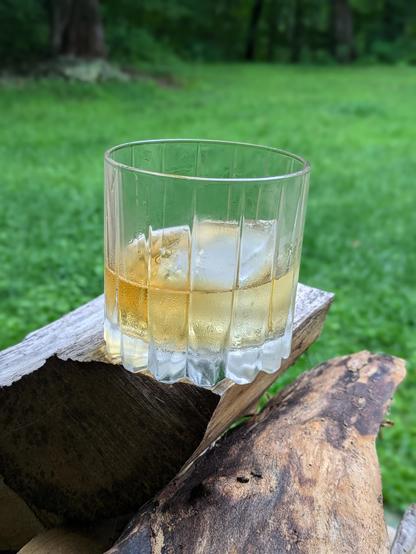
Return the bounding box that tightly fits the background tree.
[244,0,265,60]
[1,0,416,68]
[330,0,356,62]
[291,0,304,63]
[49,0,106,58]
[266,0,279,61]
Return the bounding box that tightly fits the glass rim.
[104,139,310,183]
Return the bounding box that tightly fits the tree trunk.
[382,0,406,44]
[50,0,106,58]
[244,0,264,61]
[383,0,396,42]
[291,0,303,63]
[266,0,279,61]
[330,0,355,62]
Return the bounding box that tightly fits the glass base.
[104,319,292,388]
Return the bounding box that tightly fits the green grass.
[0,65,415,513]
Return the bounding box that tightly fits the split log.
[391,504,416,554]
[0,284,332,545]
[109,351,405,554]
[18,528,103,554]
[0,480,44,551]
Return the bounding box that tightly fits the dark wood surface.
[109,351,405,554]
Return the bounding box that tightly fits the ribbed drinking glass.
[104,139,310,387]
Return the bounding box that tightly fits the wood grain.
[109,351,405,554]
[391,504,416,554]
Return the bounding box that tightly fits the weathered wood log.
[15,517,127,554]
[0,480,44,551]
[18,527,103,554]
[0,283,332,544]
[109,351,405,554]
[391,504,416,554]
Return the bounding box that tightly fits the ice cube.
[150,226,191,289]
[191,221,239,290]
[126,220,278,292]
[125,233,147,283]
[191,219,276,291]
[124,226,191,289]
[239,220,276,287]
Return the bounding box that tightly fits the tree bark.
[0,284,332,543]
[330,0,355,62]
[266,0,279,61]
[382,0,405,43]
[50,0,106,58]
[391,504,416,554]
[291,0,303,63]
[244,0,265,61]
[109,351,405,554]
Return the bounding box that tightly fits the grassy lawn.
[0,65,415,513]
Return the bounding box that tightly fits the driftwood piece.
[109,351,405,554]
[0,284,332,537]
[391,504,416,554]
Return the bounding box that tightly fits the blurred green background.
[0,0,415,516]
